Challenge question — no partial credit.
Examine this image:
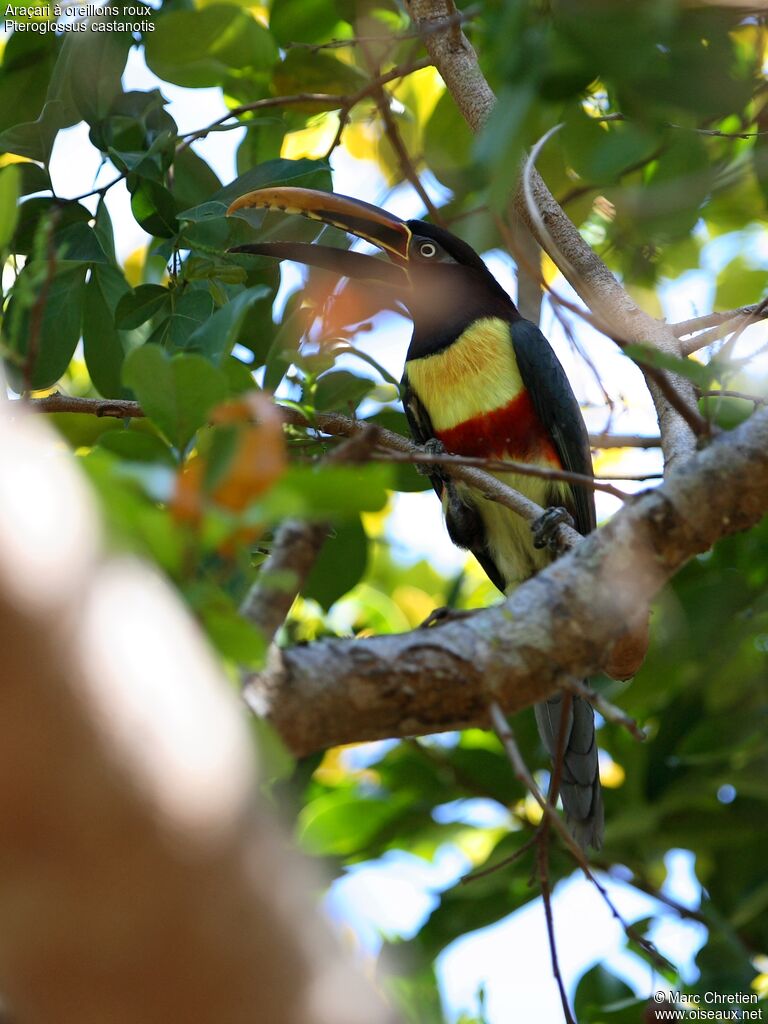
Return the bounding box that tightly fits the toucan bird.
[227,187,604,850]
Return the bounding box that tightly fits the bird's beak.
[226,186,411,287]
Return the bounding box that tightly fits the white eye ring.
[419,241,437,258]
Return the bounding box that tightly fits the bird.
[226,186,604,850]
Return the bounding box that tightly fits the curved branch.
[245,408,768,756]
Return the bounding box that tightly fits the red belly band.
[436,390,561,465]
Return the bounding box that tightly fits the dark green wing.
[511,318,596,536]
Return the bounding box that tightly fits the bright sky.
[43,43,768,1022]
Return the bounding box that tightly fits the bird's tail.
[534,691,604,850]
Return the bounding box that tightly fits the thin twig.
[671,303,767,338]
[594,110,765,140]
[537,825,576,1024]
[460,833,539,884]
[366,447,631,501]
[489,703,674,975]
[375,90,444,223]
[176,57,431,152]
[700,388,767,406]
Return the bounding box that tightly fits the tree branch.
[244,408,768,756]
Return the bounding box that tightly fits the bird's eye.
[418,241,437,259]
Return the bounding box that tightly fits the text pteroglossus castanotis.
[227,187,604,849]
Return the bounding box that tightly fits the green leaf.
[303,515,368,610]
[298,789,410,856]
[171,146,223,212]
[623,343,714,389]
[97,90,177,178]
[251,464,391,524]
[574,965,640,1022]
[68,26,130,126]
[4,264,87,391]
[0,164,20,249]
[93,199,118,265]
[562,105,659,185]
[145,4,278,89]
[179,157,332,223]
[122,347,230,450]
[55,222,110,265]
[369,409,429,492]
[13,197,91,256]
[168,290,216,349]
[185,285,271,361]
[0,32,57,136]
[0,98,73,164]
[714,255,767,311]
[424,91,480,192]
[116,284,172,329]
[97,429,176,465]
[313,369,376,411]
[83,265,132,398]
[200,605,267,668]
[269,0,346,46]
[272,50,366,102]
[129,178,178,238]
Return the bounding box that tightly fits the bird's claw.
[416,437,447,476]
[419,605,473,628]
[532,506,575,553]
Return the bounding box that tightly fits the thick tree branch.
[404,0,699,467]
[245,408,768,756]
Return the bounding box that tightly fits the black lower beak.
[228,241,408,289]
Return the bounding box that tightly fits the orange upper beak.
[226,186,413,266]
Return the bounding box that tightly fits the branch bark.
[245,408,768,756]
[0,404,398,1024]
[404,0,699,467]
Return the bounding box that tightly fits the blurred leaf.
[272,50,367,104]
[145,5,278,89]
[252,464,392,523]
[574,964,635,1021]
[122,347,230,449]
[298,788,410,855]
[0,164,20,248]
[623,344,714,389]
[714,256,767,311]
[269,0,346,46]
[313,369,376,411]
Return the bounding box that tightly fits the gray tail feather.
[534,690,604,850]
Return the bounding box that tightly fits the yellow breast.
[405,317,524,432]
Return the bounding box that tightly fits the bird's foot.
[419,606,473,629]
[532,506,575,553]
[416,437,447,477]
